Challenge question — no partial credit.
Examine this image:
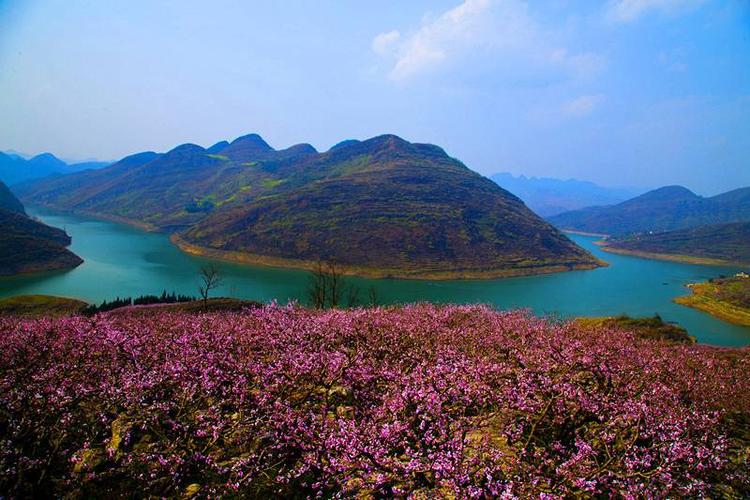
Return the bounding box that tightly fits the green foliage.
[0,295,87,317]
[261,178,284,189]
[80,291,197,315]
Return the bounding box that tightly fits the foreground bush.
[0,304,748,497]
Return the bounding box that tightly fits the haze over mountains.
[16,133,600,279]
[0,181,82,275]
[549,186,750,236]
[490,173,643,217]
[0,151,109,186]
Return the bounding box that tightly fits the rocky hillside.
[0,182,82,275]
[18,134,600,278]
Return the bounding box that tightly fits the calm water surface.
[2,207,748,346]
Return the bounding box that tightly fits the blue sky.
[0,0,748,194]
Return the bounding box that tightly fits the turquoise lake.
[1,206,748,346]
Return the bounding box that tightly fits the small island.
[675,273,750,326]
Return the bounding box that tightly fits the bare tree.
[307,260,351,309]
[327,261,342,308]
[346,284,360,308]
[198,264,223,306]
[367,285,379,306]
[308,261,328,309]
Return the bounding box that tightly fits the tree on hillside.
[198,265,223,306]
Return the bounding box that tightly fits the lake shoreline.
[9,208,749,346]
[562,229,610,238]
[26,204,606,281]
[599,245,747,267]
[674,281,750,327]
[171,234,605,281]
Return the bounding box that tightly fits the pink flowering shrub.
[1,304,748,497]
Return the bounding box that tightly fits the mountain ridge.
[1,151,110,186]
[18,133,602,279]
[549,185,750,236]
[601,221,750,266]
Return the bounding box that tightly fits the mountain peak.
[286,143,318,155]
[368,134,410,148]
[230,133,272,150]
[30,153,66,168]
[165,143,206,156]
[632,185,699,203]
[206,141,230,154]
[221,133,274,160]
[329,139,361,152]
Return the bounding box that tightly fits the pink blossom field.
[1,304,748,497]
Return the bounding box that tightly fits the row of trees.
[78,262,376,316]
[81,290,197,315]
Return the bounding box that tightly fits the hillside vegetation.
[18,134,600,278]
[0,182,82,275]
[0,295,87,317]
[549,185,750,236]
[675,276,750,326]
[602,221,750,265]
[0,304,747,497]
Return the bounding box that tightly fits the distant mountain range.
[602,221,750,266]
[548,185,750,236]
[0,151,110,186]
[0,181,82,275]
[17,133,601,279]
[490,173,644,217]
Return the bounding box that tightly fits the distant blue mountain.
[0,151,110,185]
[490,172,644,217]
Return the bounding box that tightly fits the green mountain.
[0,182,83,275]
[549,185,750,236]
[603,221,750,265]
[18,134,600,278]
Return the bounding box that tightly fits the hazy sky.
[1,0,748,194]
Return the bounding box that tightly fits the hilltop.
[0,182,83,275]
[548,185,750,236]
[18,133,600,279]
[602,221,750,266]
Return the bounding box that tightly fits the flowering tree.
[0,304,747,497]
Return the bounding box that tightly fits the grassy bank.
[575,314,695,343]
[0,295,87,317]
[0,294,260,318]
[600,244,746,267]
[675,277,750,326]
